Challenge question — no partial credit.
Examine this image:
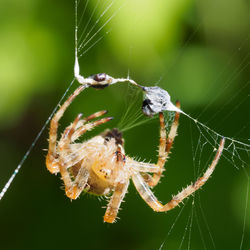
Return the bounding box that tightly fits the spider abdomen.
[86,168,113,195]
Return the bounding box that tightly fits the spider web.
[0,1,249,249]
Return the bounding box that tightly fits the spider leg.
[85,110,108,123]
[61,110,108,139]
[59,113,83,150]
[46,85,87,174]
[143,101,180,187]
[104,181,129,223]
[133,138,225,212]
[61,161,90,200]
[127,157,161,173]
[71,116,113,142]
[58,110,111,149]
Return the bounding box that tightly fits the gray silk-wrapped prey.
[142,86,181,116]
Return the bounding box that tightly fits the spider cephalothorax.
[104,128,123,146]
[46,85,225,223]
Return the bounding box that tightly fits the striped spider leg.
[132,138,225,212]
[141,101,181,187]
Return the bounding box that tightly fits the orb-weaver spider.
[46,76,225,223]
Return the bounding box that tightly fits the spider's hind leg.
[104,181,129,223]
[65,162,90,200]
[133,138,225,212]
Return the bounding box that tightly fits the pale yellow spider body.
[69,134,128,196]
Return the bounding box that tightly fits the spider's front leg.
[46,85,87,174]
[58,110,111,151]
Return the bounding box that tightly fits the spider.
[46,77,225,223]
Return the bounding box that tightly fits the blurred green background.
[0,0,250,249]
